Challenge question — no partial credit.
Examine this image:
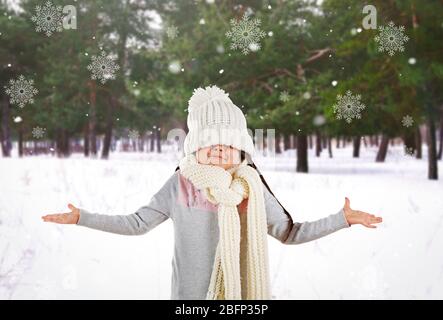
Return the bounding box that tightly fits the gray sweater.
[76,169,350,299]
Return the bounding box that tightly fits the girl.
[42,85,382,300]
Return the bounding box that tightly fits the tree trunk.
[1,94,12,157]
[101,95,116,159]
[336,136,340,148]
[296,134,308,173]
[375,135,379,147]
[415,127,422,159]
[283,134,290,150]
[353,136,361,158]
[438,109,443,160]
[328,137,333,158]
[403,130,416,155]
[376,135,389,162]
[150,131,155,152]
[18,125,23,157]
[315,131,322,157]
[308,135,313,149]
[427,116,438,180]
[276,134,282,154]
[88,80,97,156]
[156,128,161,153]
[84,123,89,156]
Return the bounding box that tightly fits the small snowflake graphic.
[128,129,140,140]
[226,13,266,55]
[32,126,46,139]
[332,90,366,123]
[31,1,64,37]
[166,25,178,39]
[87,51,120,84]
[4,75,39,108]
[404,146,415,156]
[374,21,409,56]
[279,91,290,102]
[402,115,414,128]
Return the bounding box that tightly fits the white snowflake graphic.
[374,21,409,56]
[332,90,366,123]
[128,129,140,140]
[402,115,414,127]
[226,13,266,55]
[4,75,39,108]
[31,1,64,37]
[166,25,178,39]
[279,91,290,102]
[87,51,120,84]
[404,146,415,156]
[32,126,46,139]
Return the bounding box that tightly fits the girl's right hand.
[41,203,80,224]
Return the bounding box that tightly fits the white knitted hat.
[183,85,255,156]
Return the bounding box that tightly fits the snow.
[0,144,442,299]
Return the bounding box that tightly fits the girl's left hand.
[343,197,383,228]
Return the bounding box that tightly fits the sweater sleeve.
[75,171,178,236]
[264,183,350,245]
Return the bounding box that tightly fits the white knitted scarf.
[178,154,271,300]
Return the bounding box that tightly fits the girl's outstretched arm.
[42,171,178,236]
[264,185,382,245]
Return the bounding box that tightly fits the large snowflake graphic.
[332,90,366,123]
[128,129,140,140]
[4,75,39,108]
[166,25,179,39]
[402,115,414,128]
[226,13,266,55]
[374,21,409,56]
[87,51,120,84]
[279,91,290,102]
[32,126,46,139]
[31,1,64,37]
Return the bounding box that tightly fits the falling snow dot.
[295,111,300,116]
[357,28,362,33]
[7,63,11,67]
[313,115,326,126]
[199,18,205,25]
[303,92,311,99]
[268,31,273,37]
[206,0,215,3]
[84,52,88,56]
[408,57,417,65]
[249,43,260,52]
[268,5,272,10]
[219,69,224,74]
[50,147,54,151]
[116,118,119,121]
[168,61,182,74]
[216,45,225,54]
[330,29,333,33]
[351,28,358,35]
[332,80,338,86]
[181,68,184,72]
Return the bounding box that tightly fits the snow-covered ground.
[1,145,442,299]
